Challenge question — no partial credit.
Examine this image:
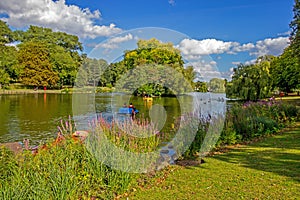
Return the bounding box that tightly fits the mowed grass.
[128,124,300,200]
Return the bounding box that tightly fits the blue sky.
[0,0,295,80]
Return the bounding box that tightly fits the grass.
[127,123,300,200]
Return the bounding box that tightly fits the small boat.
[118,107,139,114]
[143,97,153,101]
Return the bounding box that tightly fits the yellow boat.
[143,97,153,101]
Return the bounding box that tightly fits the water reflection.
[0,93,227,145]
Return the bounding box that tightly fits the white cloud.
[220,70,234,81]
[186,59,222,82]
[232,43,255,52]
[177,38,238,57]
[178,36,289,63]
[250,37,289,57]
[109,34,133,44]
[232,61,242,65]
[244,59,257,66]
[96,34,134,49]
[168,0,176,6]
[0,0,122,39]
[277,31,291,36]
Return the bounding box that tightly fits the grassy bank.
[129,123,300,199]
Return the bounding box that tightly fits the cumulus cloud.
[185,59,222,82]
[177,38,239,58]
[178,36,289,62]
[244,59,257,66]
[96,34,134,49]
[232,43,255,52]
[250,37,289,57]
[0,0,122,38]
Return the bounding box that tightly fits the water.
[0,92,227,144]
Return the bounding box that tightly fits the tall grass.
[177,100,300,159]
[0,116,162,199]
[219,100,300,146]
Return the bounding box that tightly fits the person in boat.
[128,103,136,119]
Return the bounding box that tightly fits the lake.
[0,92,227,144]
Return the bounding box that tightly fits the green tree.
[15,25,83,86]
[290,0,300,58]
[18,41,59,87]
[105,38,194,96]
[0,20,17,88]
[0,45,19,82]
[208,78,225,93]
[77,57,108,87]
[226,57,273,100]
[194,81,208,92]
[270,47,300,93]
[0,20,14,45]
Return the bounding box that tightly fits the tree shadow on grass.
[212,130,300,182]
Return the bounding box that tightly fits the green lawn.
[128,124,300,200]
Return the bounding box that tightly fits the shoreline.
[0,88,111,94]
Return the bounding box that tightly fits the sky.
[0,0,295,81]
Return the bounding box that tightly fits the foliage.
[15,25,83,87]
[115,64,193,96]
[0,20,14,45]
[208,78,225,93]
[0,116,164,199]
[0,45,19,82]
[76,57,108,87]
[194,81,208,92]
[270,46,300,93]
[220,100,299,143]
[14,25,82,52]
[175,99,299,159]
[226,56,274,100]
[0,21,18,87]
[290,0,300,59]
[0,68,10,88]
[0,21,84,88]
[18,41,59,87]
[103,38,195,96]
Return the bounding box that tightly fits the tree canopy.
[103,38,195,96]
[270,47,300,93]
[0,21,84,88]
[226,56,274,100]
[290,0,300,58]
[18,41,59,87]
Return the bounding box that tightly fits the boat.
[118,107,139,114]
[143,97,153,101]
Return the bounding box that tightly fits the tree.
[18,41,59,87]
[194,81,208,92]
[226,57,273,100]
[15,25,83,86]
[77,57,108,87]
[0,20,14,45]
[208,78,225,93]
[290,0,300,58]
[270,47,300,93]
[0,20,17,87]
[0,45,19,82]
[50,45,79,86]
[106,38,194,96]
